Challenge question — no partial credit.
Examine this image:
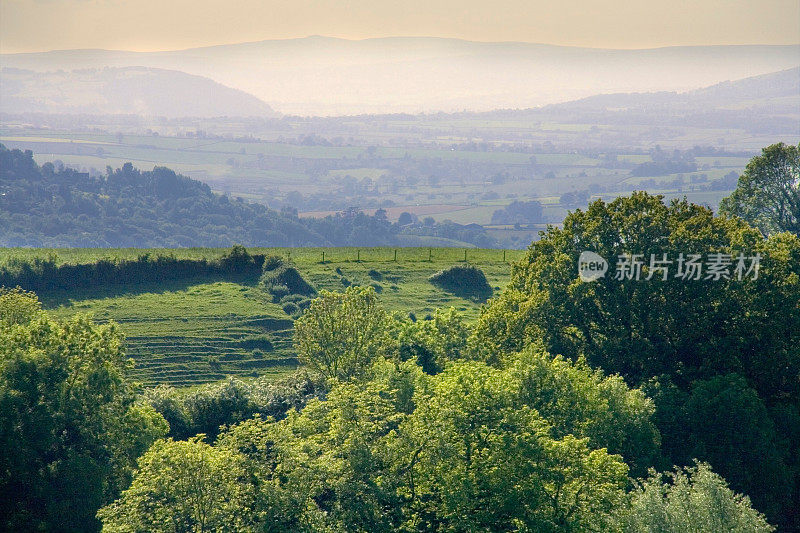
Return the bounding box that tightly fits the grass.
[48,280,296,388]
[3,247,523,388]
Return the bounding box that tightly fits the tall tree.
[97,437,251,532]
[475,191,800,528]
[0,289,168,531]
[616,462,774,532]
[293,286,394,381]
[720,142,800,236]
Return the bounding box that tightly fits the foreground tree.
[97,437,251,532]
[293,286,394,381]
[392,361,629,532]
[476,192,800,403]
[720,142,800,236]
[511,346,661,478]
[0,288,168,531]
[475,191,800,527]
[616,462,774,532]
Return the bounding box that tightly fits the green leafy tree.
[511,345,661,478]
[476,191,800,528]
[679,375,790,521]
[720,142,800,236]
[617,462,774,532]
[181,377,254,440]
[397,307,474,374]
[97,437,251,532]
[390,361,628,532]
[476,192,800,401]
[294,286,394,381]
[223,359,427,532]
[0,286,42,326]
[0,290,168,531]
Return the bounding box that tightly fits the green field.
[2,247,524,387]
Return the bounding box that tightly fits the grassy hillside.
[1,247,523,387]
[0,67,278,117]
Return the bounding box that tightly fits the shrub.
[260,262,316,303]
[237,336,273,350]
[219,244,253,272]
[268,283,290,302]
[616,462,774,532]
[368,269,383,281]
[429,264,492,301]
[262,255,284,272]
[279,294,306,305]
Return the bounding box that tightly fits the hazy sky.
[1,0,799,53]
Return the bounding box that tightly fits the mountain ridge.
[0,66,278,118]
[3,37,797,116]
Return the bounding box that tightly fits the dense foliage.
[0,145,497,248]
[720,142,800,236]
[96,287,772,531]
[618,462,774,532]
[476,191,800,529]
[0,288,168,531]
[491,200,545,225]
[0,245,264,293]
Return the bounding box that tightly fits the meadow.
[1,247,524,387]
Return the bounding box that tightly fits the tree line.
[0,145,497,248]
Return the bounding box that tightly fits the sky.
[1,0,799,54]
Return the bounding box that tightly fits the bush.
[218,244,254,272]
[268,283,290,302]
[262,255,284,272]
[368,269,383,281]
[260,262,316,303]
[237,336,273,350]
[370,282,383,293]
[429,264,492,301]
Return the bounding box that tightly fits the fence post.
[503,250,506,262]
[429,249,432,262]
[464,249,467,262]
[322,251,325,263]
[394,249,397,262]
[357,250,360,262]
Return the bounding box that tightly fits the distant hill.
[2,37,798,115]
[0,145,494,248]
[0,66,278,117]
[547,67,800,111]
[690,66,800,102]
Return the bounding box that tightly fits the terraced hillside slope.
[0,247,522,387]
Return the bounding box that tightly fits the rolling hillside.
[2,37,798,115]
[0,66,278,117]
[547,66,800,111]
[0,247,522,386]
